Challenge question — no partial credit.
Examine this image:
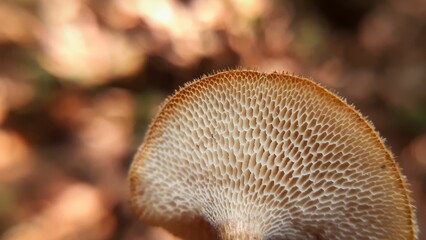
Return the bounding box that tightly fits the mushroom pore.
[129,70,417,240]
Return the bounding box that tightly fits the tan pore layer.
[129,70,417,240]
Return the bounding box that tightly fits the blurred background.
[0,0,425,239]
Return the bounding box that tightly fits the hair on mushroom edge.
[129,69,418,240]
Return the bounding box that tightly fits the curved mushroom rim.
[128,69,417,238]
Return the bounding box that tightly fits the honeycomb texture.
[130,70,416,240]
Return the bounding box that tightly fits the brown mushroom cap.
[129,70,417,240]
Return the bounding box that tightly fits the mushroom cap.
[129,70,417,240]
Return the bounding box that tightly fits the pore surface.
[130,71,415,240]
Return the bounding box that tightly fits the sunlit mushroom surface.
[130,70,416,240]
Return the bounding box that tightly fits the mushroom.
[129,70,417,240]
